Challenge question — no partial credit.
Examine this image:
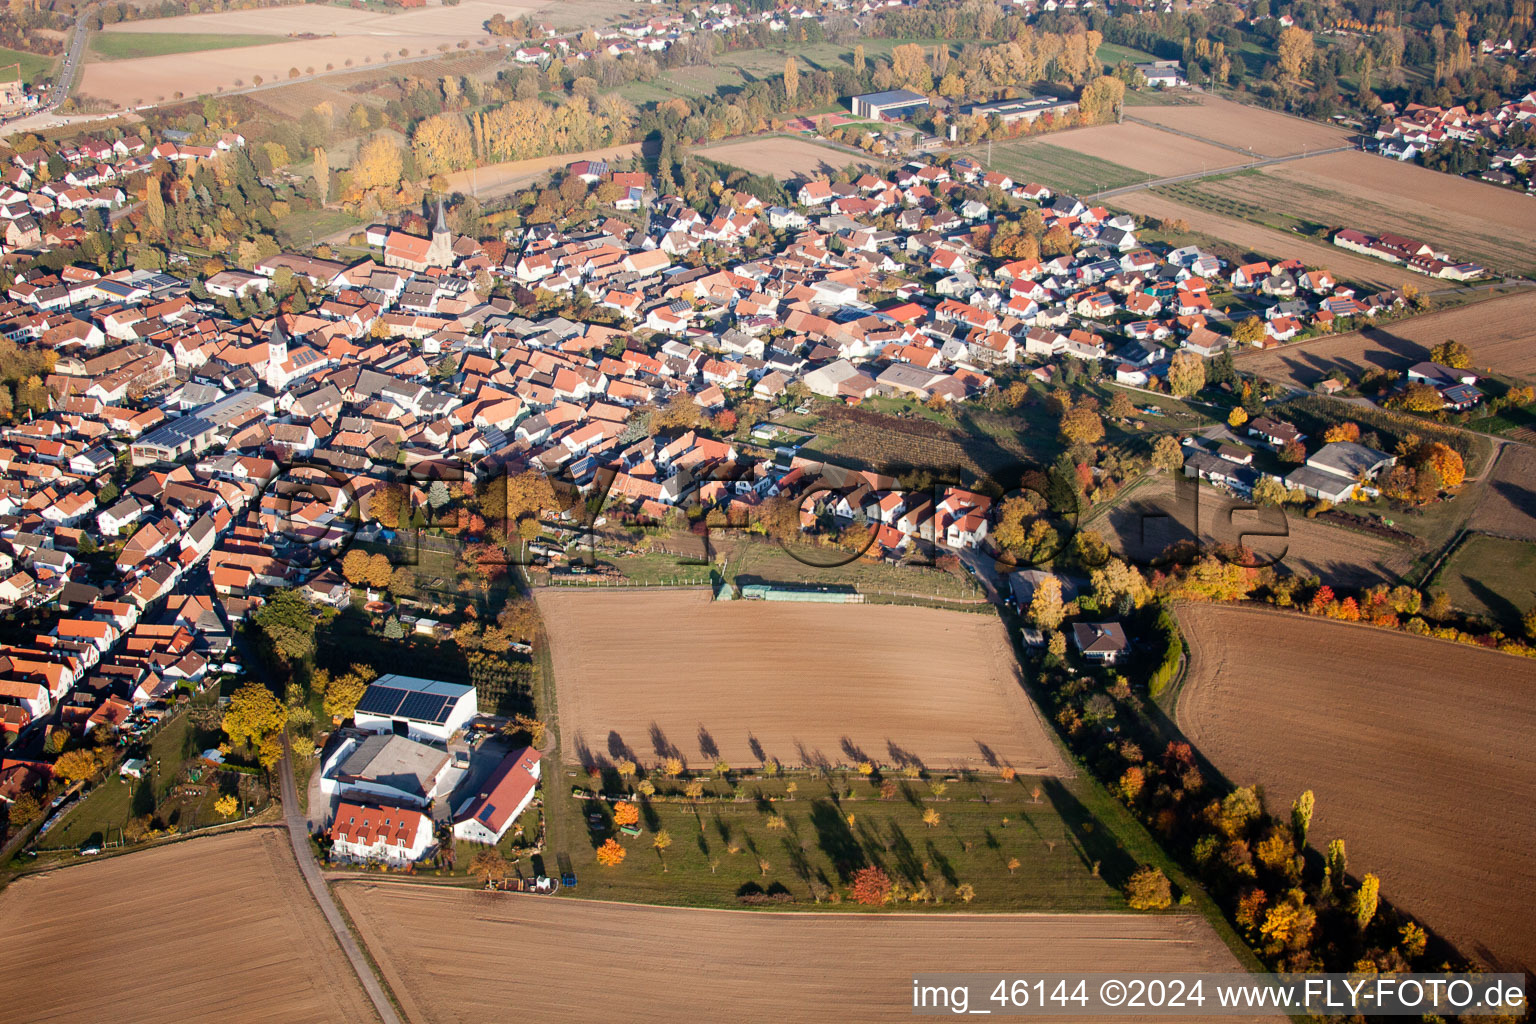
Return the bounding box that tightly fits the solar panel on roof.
[354,685,406,717]
[398,692,447,724]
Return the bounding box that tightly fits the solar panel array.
[355,684,454,725]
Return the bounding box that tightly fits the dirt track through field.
[0,828,376,1023]
[1175,603,1536,973]
[1235,290,1536,386]
[536,589,1067,774]
[337,881,1271,1023]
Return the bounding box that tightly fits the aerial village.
[0,114,1496,862]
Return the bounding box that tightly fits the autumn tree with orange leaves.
[596,838,626,867]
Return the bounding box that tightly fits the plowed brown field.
[1175,603,1536,972]
[701,137,880,178]
[0,828,375,1023]
[1235,290,1536,386]
[337,881,1269,1024]
[1053,121,1238,177]
[535,588,1066,774]
[1130,94,1351,157]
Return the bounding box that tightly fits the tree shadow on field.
[1463,575,1525,630]
[606,731,634,762]
[697,724,719,761]
[1041,778,1138,889]
[840,736,869,764]
[648,722,679,763]
[885,740,924,772]
[926,839,959,888]
[886,822,925,885]
[748,733,767,764]
[974,741,999,768]
[810,798,867,881]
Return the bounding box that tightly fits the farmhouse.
[352,674,477,743]
[452,746,543,845]
[1285,441,1395,501]
[329,799,434,864]
[1072,621,1128,663]
[850,90,929,120]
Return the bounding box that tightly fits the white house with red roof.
[329,800,434,864]
[453,746,542,845]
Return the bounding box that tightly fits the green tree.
[252,589,317,665]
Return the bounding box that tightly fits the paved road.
[279,732,402,1024]
[1087,143,1355,201]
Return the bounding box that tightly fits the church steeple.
[433,198,449,238]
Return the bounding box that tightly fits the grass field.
[0,829,374,1022]
[1434,534,1536,629]
[0,46,58,84]
[535,589,1066,774]
[615,64,747,105]
[42,708,230,852]
[338,882,1261,1024]
[89,31,284,61]
[982,140,1145,196]
[1095,41,1159,66]
[552,771,1130,913]
[1176,603,1536,972]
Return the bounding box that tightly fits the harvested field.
[81,0,557,105]
[1046,122,1240,180]
[338,882,1264,1024]
[1469,444,1536,540]
[700,136,880,179]
[536,588,1067,774]
[1131,93,1350,157]
[444,142,644,201]
[1162,151,1536,277]
[1093,472,1416,586]
[0,828,375,1023]
[1175,603,1536,973]
[1112,190,1411,291]
[1235,290,1536,387]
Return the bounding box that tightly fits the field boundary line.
[279,733,403,1024]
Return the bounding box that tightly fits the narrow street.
[278,733,402,1024]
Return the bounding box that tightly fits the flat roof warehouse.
[851,89,930,119]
